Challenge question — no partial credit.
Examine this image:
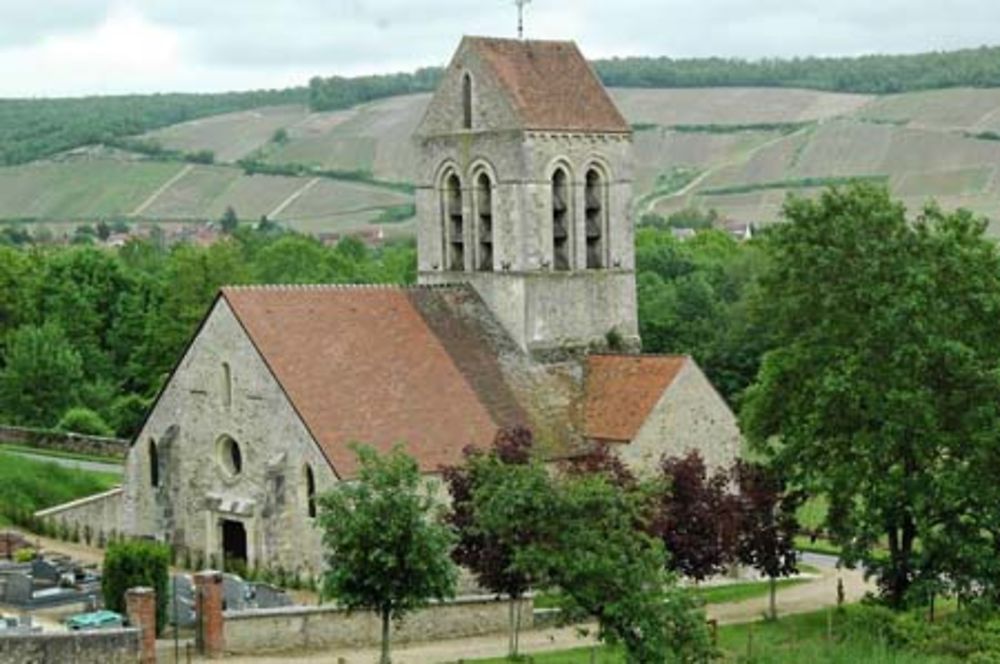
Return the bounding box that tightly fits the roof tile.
[584,355,688,441]
[222,285,519,478]
[467,36,630,134]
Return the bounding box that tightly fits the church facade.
[117,37,742,577]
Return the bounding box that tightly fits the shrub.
[57,407,114,437]
[102,540,170,635]
[14,548,36,563]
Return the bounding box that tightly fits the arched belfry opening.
[474,171,494,271]
[551,167,572,271]
[443,172,465,271]
[585,168,607,269]
[462,73,473,130]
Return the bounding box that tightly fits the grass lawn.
[467,608,959,663]
[536,566,821,611]
[0,451,120,523]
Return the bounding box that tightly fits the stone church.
[118,37,742,577]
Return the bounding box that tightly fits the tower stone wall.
[415,37,640,358]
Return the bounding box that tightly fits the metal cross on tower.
[515,0,531,39]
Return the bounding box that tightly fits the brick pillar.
[194,570,225,658]
[125,586,157,664]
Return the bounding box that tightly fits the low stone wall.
[36,487,125,538]
[0,628,140,664]
[0,424,128,460]
[224,595,532,655]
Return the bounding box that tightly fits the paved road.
[3,448,123,476]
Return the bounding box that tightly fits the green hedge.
[102,539,170,635]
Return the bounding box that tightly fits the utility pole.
[515,0,532,39]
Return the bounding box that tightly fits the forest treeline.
[306,44,1000,110]
[0,88,306,167]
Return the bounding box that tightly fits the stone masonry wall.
[0,425,128,460]
[0,629,140,664]
[36,487,124,539]
[124,298,335,577]
[620,359,743,475]
[224,595,533,655]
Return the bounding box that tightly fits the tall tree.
[0,323,84,427]
[742,183,1000,607]
[443,426,536,659]
[733,461,802,619]
[472,452,712,663]
[652,452,740,582]
[318,446,456,664]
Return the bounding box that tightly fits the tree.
[472,451,712,663]
[318,445,456,664]
[733,461,802,619]
[741,183,1000,607]
[219,206,239,234]
[443,427,536,659]
[0,323,83,427]
[652,452,739,582]
[102,539,170,634]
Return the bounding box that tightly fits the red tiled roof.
[584,355,688,442]
[467,37,630,134]
[222,285,529,478]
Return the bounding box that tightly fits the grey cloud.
[3,0,1000,95]
[0,1,108,47]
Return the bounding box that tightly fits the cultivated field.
[2,86,1000,236]
[144,105,309,162]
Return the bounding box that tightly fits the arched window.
[474,171,494,272]
[149,439,159,488]
[462,73,473,130]
[221,362,232,408]
[551,167,571,271]
[304,465,317,519]
[585,168,606,269]
[444,172,465,271]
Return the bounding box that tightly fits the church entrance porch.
[221,519,248,569]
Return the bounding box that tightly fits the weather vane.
[515,0,532,39]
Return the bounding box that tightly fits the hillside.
[2,85,1000,237]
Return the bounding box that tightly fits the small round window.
[217,436,243,477]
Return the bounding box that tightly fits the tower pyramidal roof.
[460,36,631,134]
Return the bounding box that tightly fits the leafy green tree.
[473,454,711,663]
[30,246,133,381]
[253,234,331,284]
[443,427,537,659]
[0,323,83,427]
[741,183,1000,607]
[318,446,457,664]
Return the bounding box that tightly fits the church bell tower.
[414,36,640,358]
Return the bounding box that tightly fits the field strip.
[130,164,195,216]
[642,125,814,216]
[268,177,321,218]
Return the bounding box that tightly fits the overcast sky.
[2,0,999,98]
